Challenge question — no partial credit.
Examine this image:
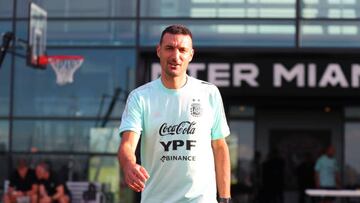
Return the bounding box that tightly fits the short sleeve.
[211,87,230,140]
[119,91,143,136]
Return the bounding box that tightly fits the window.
[14,49,135,117]
[0,0,13,18]
[141,20,295,47]
[229,121,255,185]
[302,0,360,19]
[141,0,295,18]
[300,20,360,47]
[12,120,121,152]
[13,20,136,47]
[13,120,92,152]
[0,41,10,116]
[16,0,136,18]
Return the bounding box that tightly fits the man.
[3,158,38,203]
[118,24,231,203]
[35,162,70,203]
[315,145,340,203]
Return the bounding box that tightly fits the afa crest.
[190,99,202,117]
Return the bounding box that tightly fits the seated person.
[3,158,38,203]
[35,162,70,203]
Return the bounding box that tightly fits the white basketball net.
[48,57,84,86]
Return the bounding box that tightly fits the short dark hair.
[37,161,51,172]
[159,24,193,44]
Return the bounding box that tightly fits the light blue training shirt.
[119,76,230,203]
[315,154,339,187]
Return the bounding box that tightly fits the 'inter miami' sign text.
[150,55,360,97]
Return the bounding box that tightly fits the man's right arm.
[118,131,149,192]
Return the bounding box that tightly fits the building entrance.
[266,129,331,190]
[256,107,343,203]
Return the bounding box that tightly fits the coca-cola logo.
[159,121,196,136]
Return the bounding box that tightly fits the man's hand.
[123,163,149,192]
[118,131,150,192]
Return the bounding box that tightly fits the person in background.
[3,158,38,203]
[315,145,340,203]
[35,162,70,203]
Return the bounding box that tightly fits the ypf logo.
[190,99,202,117]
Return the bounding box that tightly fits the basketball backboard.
[27,2,47,69]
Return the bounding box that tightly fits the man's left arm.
[212,138,231,199]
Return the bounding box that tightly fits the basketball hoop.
[38,55,84,86]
